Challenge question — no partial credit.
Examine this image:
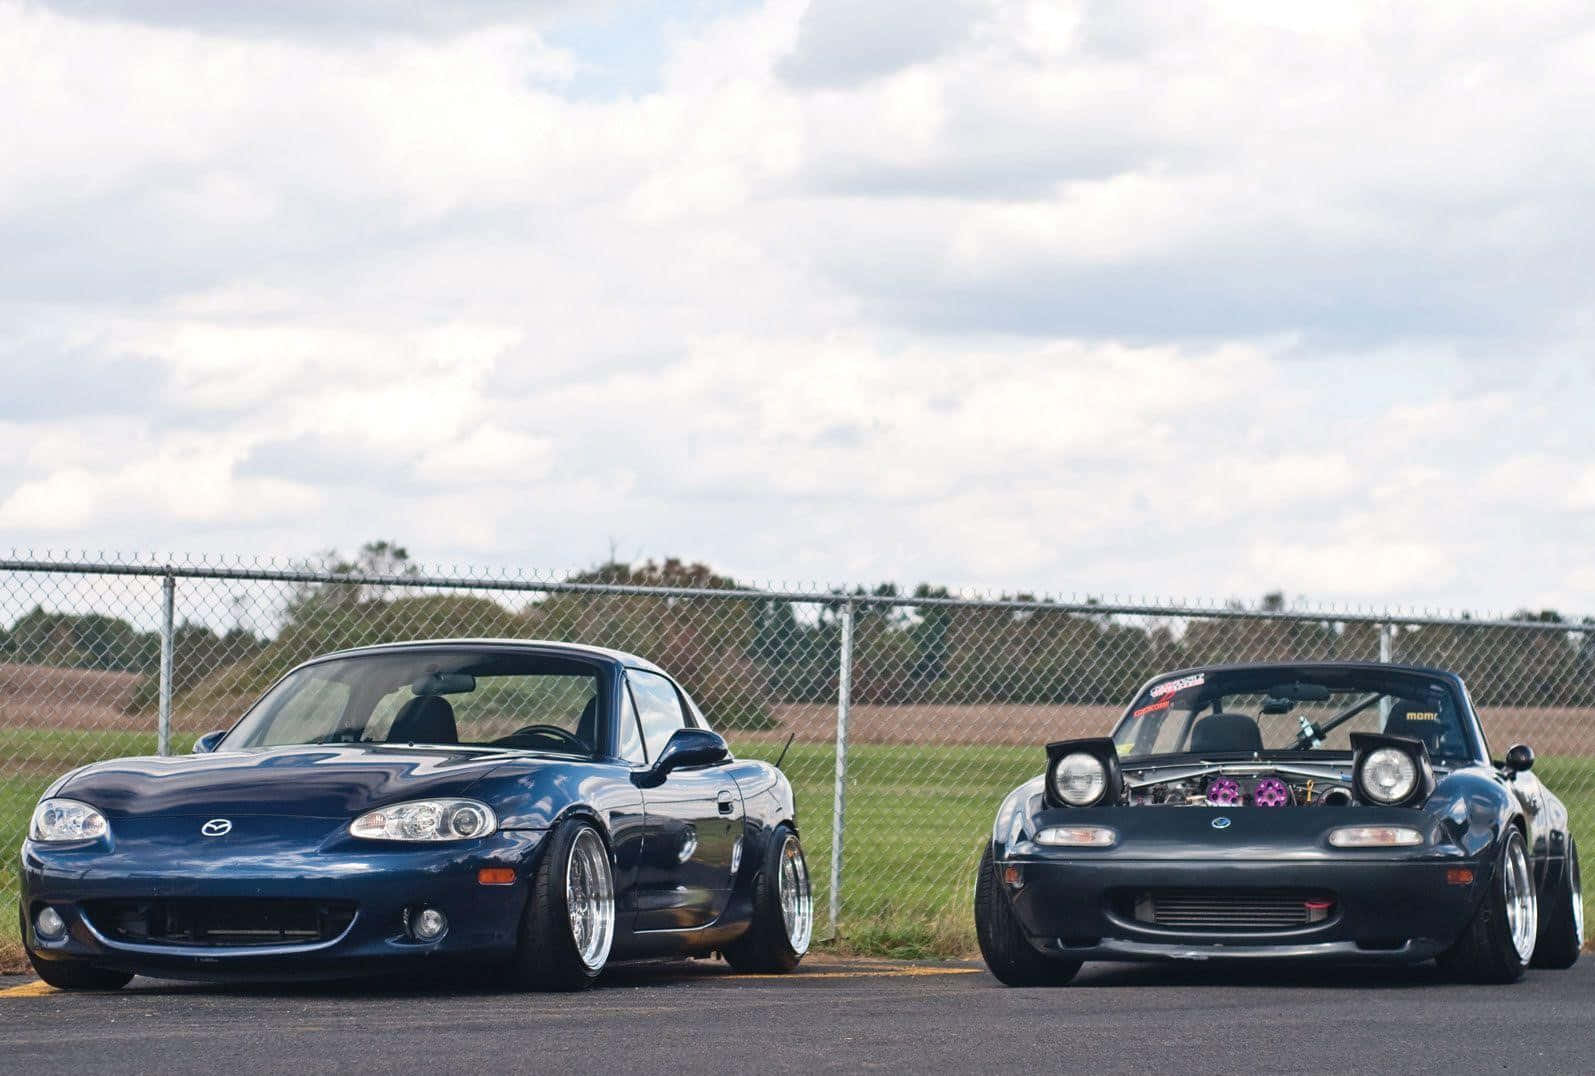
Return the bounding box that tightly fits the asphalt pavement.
[2,956,1591,1074]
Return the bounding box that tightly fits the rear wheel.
[1531,835,1583,969]
[1438,828,1536,983]
[723,825,812,973]
[505,820,614,992]
[974,845,1081,987]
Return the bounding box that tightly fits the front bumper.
[21,827,546,980]
[1001,807,1488,964]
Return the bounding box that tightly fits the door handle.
[717,790,735,814]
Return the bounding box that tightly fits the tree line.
[4,544,1592,727]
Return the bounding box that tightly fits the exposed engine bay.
[1123,764,1358,807]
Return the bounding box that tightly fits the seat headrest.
[1189,711,1264,754]
[387,695,458,745]
[574,696,599,754]
[1382,700,1446,754]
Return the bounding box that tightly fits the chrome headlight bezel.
[29,798,110,843]
[349,799,498,842]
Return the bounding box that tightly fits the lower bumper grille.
[82,898,357,948]
[1120,888,1336,932]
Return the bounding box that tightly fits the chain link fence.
[3,554,1592,956]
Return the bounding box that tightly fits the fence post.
[158,574,175,756]
[1378,621,1393,724]
[828,599,854,940]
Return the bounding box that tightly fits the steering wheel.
[499,724,588,752]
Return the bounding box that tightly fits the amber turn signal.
[477,867,516,885]
[1445,867,1476,886]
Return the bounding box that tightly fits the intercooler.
[1124,888,1337,931]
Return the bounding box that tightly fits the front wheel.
[974,845,1081,987]
[505,820,615,992]
[1437,827,1537,983]
[1531,834,1583,969]
[723,825,812,973]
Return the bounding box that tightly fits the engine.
[1129,770,1353,806]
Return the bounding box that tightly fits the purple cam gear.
[1205,777,1242,806]
[1253,777,1291,807]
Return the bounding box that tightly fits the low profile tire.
[723,824,812,973]
[1438,828,1537,984]
[1531,835,1583,969]
[975,845,1081,987]
[505,820,615,992]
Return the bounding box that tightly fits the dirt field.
[3,663,1592,756]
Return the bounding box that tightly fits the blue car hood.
[57,745,513,820]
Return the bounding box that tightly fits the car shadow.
[123,957,749,998]
[1068,960,1447,989]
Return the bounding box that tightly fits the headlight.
[1328,825,1424,848]
[1359,747,1418,804]
[29,798,109,842]
[1052,752,1107,807]
[350,799,497,842]
[1035,825,1117,847]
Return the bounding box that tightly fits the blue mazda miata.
[20,640,813,991]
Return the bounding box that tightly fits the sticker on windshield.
[1149,673,1205,699]
[1132,697,1173,718]
[1404,711,1440,722]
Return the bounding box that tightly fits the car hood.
[56,744,515,820]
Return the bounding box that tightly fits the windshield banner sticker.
[1149,672,1205,699]
[1132,697,1174,718]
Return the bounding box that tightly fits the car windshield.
[220,649,603,756]
[1111,666,1476,762]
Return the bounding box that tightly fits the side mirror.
[1505,743,1535,773]
[193,730,227,753]
[636,728,728,787]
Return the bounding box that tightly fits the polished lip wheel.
[777,835,813,955]
[567,828,615,971]
[1504,833,1538,963]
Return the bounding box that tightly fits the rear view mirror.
[412,672,476,696]
[193,730,226,753]
[1261,697,1296,715]
[1265,682,1333,702]
[1505,743,1535,772]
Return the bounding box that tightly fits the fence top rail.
[0,557,1586,635]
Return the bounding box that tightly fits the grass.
[2,734,1591,972]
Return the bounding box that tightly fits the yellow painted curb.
[0,980,57,998]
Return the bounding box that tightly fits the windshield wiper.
[1290,693,1381,750]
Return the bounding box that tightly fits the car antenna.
[774,732,796,770]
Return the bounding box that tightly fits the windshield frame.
[1110,663,1485,765]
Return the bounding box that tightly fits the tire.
[1437,828,1537,984]
[974,845,1081,987]
[1531,835,1583,970]
[504,820,615,992]
[22,905,132,991]
[723,824,812,973]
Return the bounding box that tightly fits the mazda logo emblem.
[200,818,233,837]
[1211,816,1232,830]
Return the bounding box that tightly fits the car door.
[627,668,742,931]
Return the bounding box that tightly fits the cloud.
[0,0,1593,613]
[777,0,988,88]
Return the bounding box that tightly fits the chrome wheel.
[777,834,812,955]
[1504,833,1538,963]
[566,828,615,971]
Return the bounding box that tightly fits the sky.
[2,0,1594,615]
